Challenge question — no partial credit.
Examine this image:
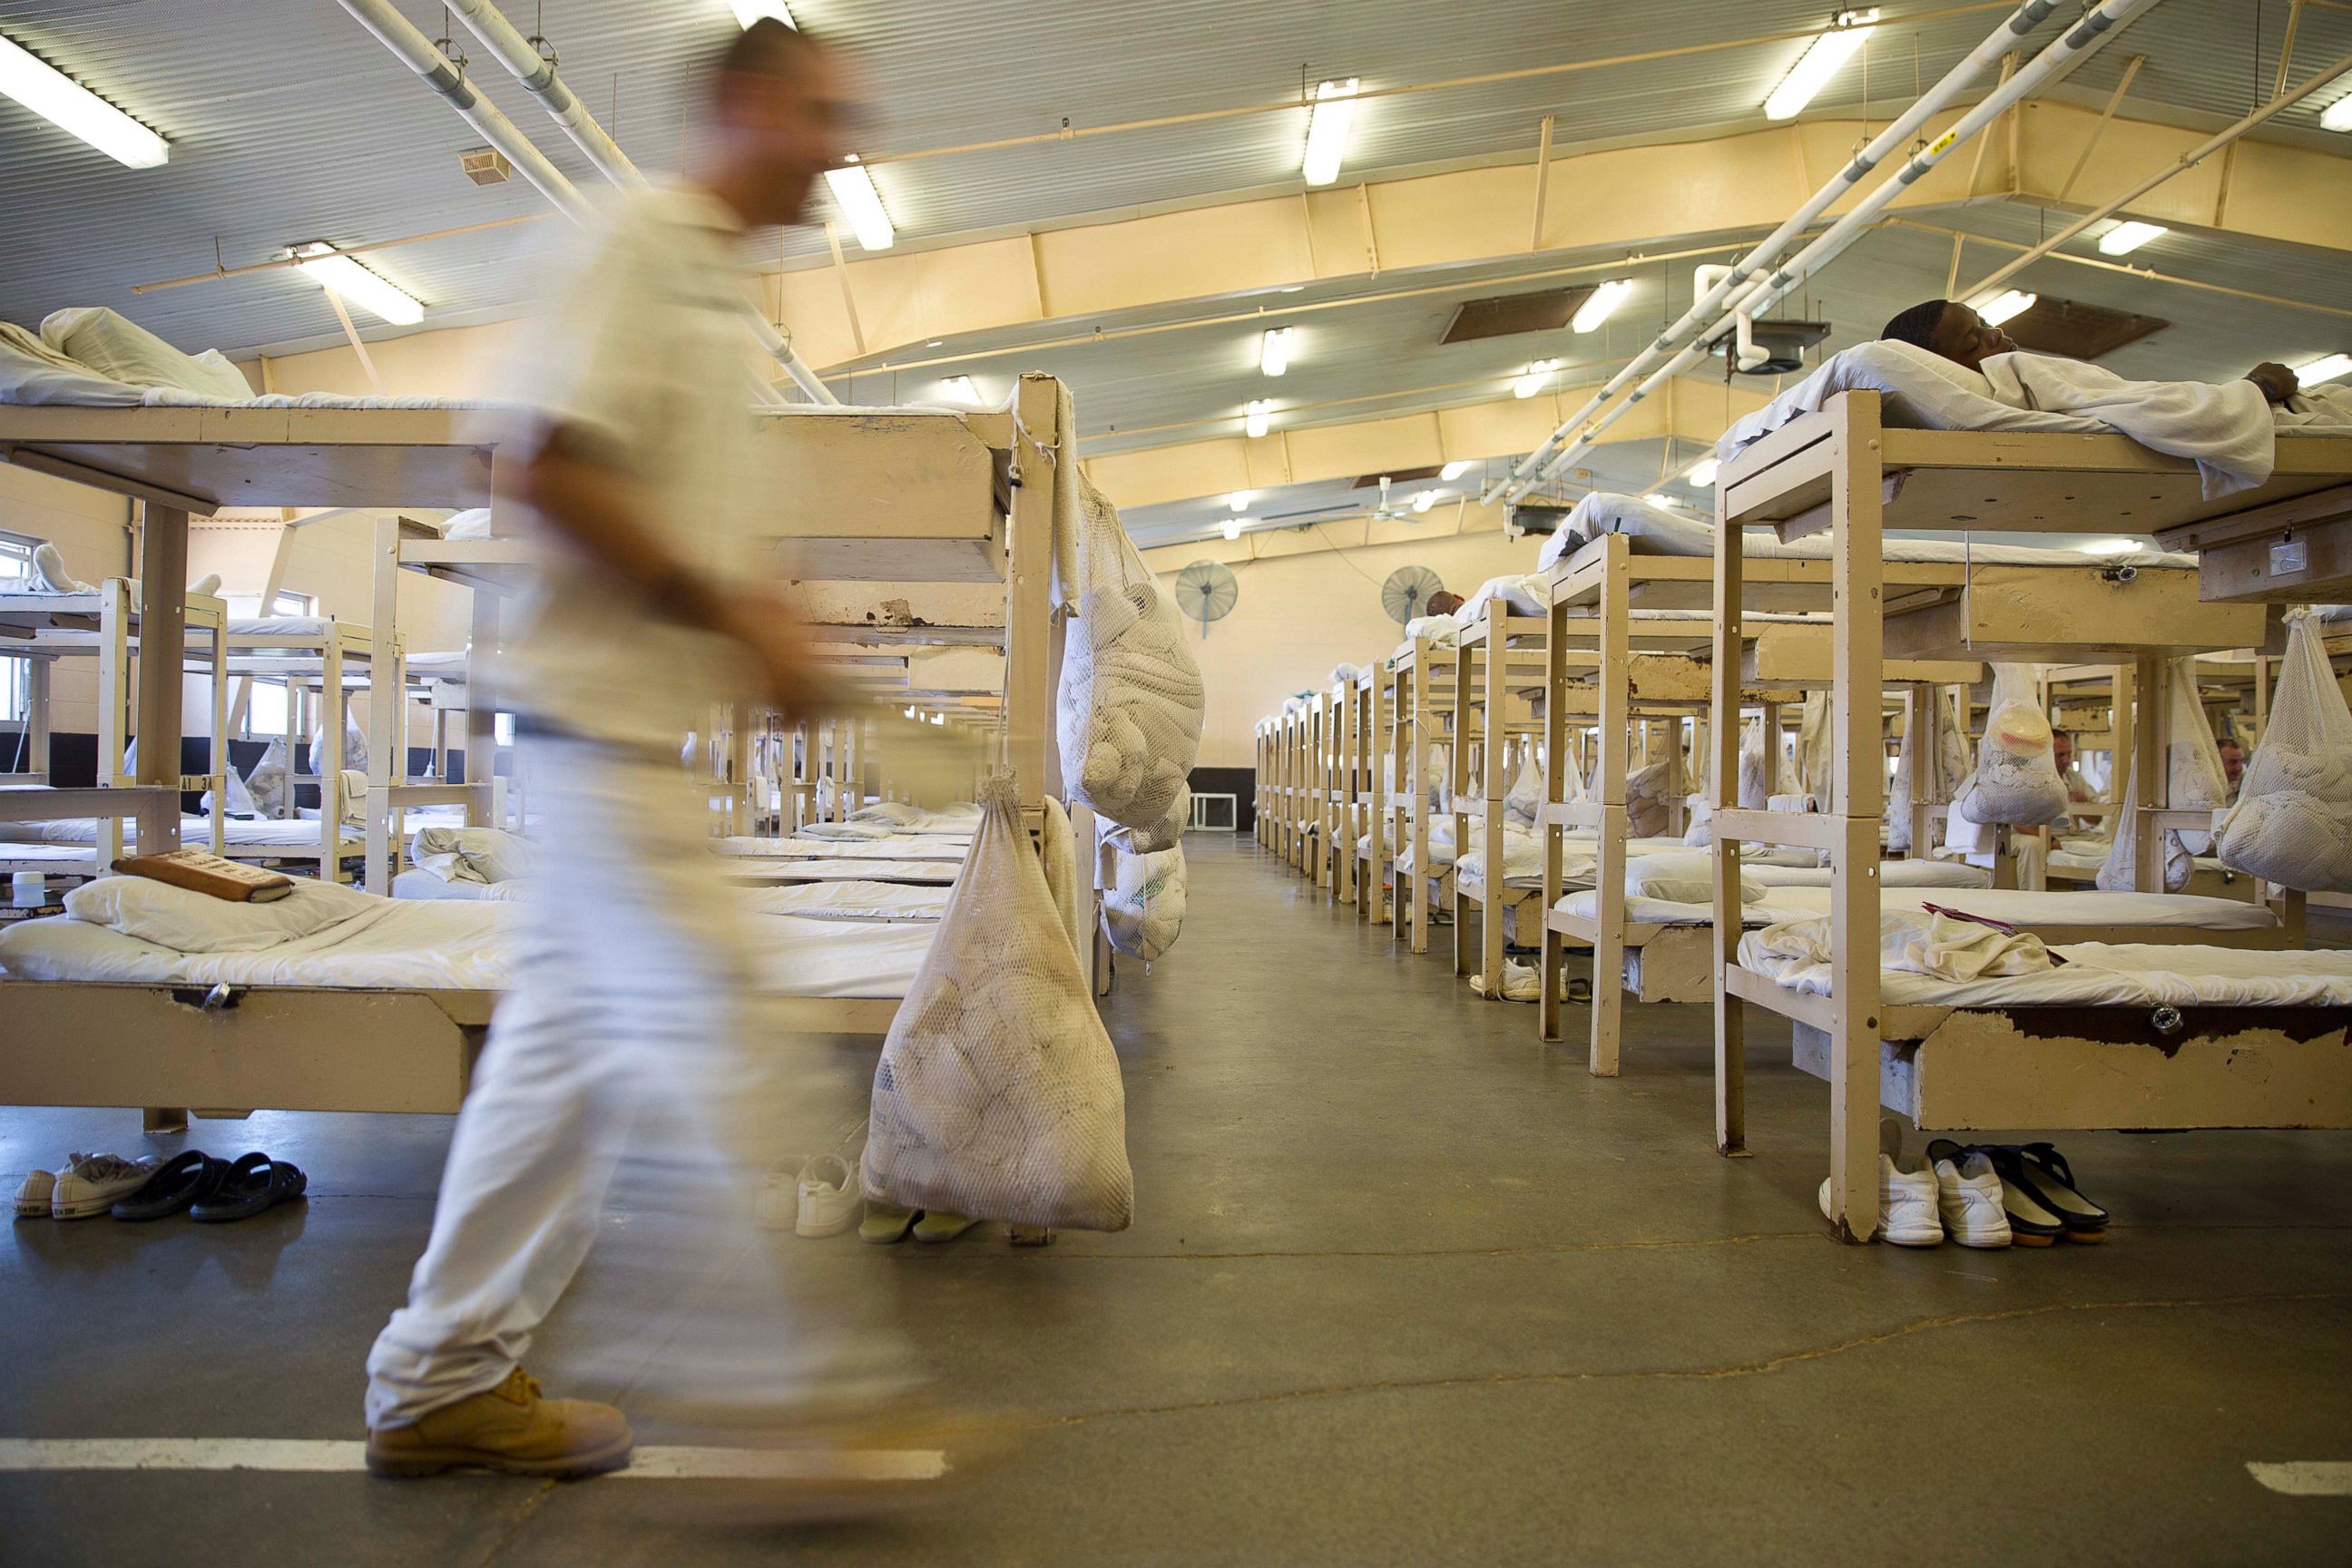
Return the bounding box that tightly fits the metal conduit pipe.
[337,0,835,404]
[1481,0,2067,506]
[1502,0,2163,503]
[334,0,592,222]
[443,0,640,184]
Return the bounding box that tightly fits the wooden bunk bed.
[1704,390,2352,1243]
[0,381,1093,1125]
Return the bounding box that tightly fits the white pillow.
[65,875,378,953]
[40,307,252,400]
[0,321,141,406]
[1625,851,1764,905]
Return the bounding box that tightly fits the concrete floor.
[5,835,2350,1565]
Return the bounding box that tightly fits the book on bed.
[113,849,296,903]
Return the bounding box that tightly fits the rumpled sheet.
[1553,884,2278,932]
[1716,341,2352,500]
[1740,926,2352,1008]
[1746,908,2061,989]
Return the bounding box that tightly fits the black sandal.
[1999,1142,2109,1242]
[1974,1146,2068,1247]
[190,1153,308,1223]
[113,1151,230,1221]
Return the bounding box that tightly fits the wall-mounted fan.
[1175,559,1240,638]
[1381,564,1446,626]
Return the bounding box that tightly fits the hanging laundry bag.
[1102,838,1187,964]
[1955,663,2068,828]
[2165,655,2230,854]
[865,779,1133,1231]
[2098,755,2192,892]
[2214,608,2352,892]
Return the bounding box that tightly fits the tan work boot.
[366,1367,633,1478]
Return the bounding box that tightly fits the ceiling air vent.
[2003,296,2166,359]
[1440,287,1594,344]
[460,147,513,186]
[1354,466,1443,487]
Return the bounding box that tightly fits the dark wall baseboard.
[2,730,499,811]
[1189,766,1255,832]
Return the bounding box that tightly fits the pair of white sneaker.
[1817,1122,2011,1248]
[756,1153,862,1238]
[14,1153,161,1220]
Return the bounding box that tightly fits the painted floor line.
[0,1439,947,1482]
[2247,1461,2352,1496]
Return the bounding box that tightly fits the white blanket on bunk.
[741,879,952,921]
[1716,342,2352,499]
[1539,489,2192,573]
[0,894,938,996]
[1553,883,2280,932]
[1740,926,2352,1009]
[717,858,965,885]
[711,834,972,859]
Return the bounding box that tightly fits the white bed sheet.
[719,858,964,885]
[1553,885,2278,931]
[25,816,354,849]
[713,834,972,860]
[1740,936,2352,1008]
[1746,859,1992,890]
[0,899,936,998]
[742,880,950,921]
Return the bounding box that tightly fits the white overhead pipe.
[336,0,592,222]
[336,0,836,405]
[1484,0,2145,506]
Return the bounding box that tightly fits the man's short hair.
[1881,299,1951,351]
[719,15,819,78]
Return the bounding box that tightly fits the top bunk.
[1540,490,2269,660]
[1707,345,2352,602]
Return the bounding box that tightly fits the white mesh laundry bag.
[1796,693,1834,812]
[1503,750,1543,828]
[245,736,291,818]
[307,715,368,778]
[865,779,1133,1231]
[1042,797,1081,953]
[1102,839,1186,963]
[2098,756,2192,892]
[1888,690,1970,854]
[1104,783,1188,856]
[201,763,260,820]
[1424,742,1452,815]
[1056,482,1204,831]
[1955,663,2067,828]
[2214,608,2352,892]
[2166,656,2230,855]
[1738,718,1771,812]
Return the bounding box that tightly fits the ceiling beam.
[1082,374,1774,514]
[769,102,2352,377]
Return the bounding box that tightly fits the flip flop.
[1998,1142,2110,1242]
[189,1153,308,1223]
[113,1151,231,1221]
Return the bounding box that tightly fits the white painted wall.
[1147,523,1544,769]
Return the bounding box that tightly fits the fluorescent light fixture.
[1513,358,1559,399]
[2298,352,2352,386]
[2080,537,2142,556]
[1763,9,1879,122]
[1223,517,1243,542]
[1245,398,1273,438]
[1229,490,1252,513]
[1259,327,1294,377]
[1644,493,1676,507]
[1439,459,1471,482]
[938,375,981,405]
[2096,220,2167,256]
[1975,288,2037,327]
[728,0,795,25]
[1411,490,1437,514]
[823,161,894,250]
[1301,77,1359,186]
[1684,456,1720,487]
[293,243,423,326]
[0,34,167,168]
[2323,93,2352,133]
[1573,278,1634,333]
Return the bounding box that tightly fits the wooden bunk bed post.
[131,505,187,859]
[1590,534,1633,1076]
[95,578,132,870]
[1004,375,1060,825]
[1825,395,1888,1241]
[1708,514,1746,1152]
[1478,611,1511,994]
[1450,631,1476,978]
[1538,594,1572,1041]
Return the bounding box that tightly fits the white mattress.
[1745,859,1992,890]
[0,898,935,998]
[391,868,528,902]
[1554,885,2279,932]
[23,816,355,849]
[1740,937,2352,1009]
[713,834,972,860]
[1545,491,2192,573]
[741,879,950,921]
[718,858,964,885]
